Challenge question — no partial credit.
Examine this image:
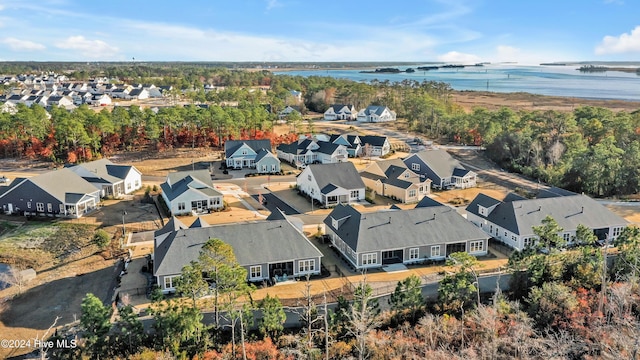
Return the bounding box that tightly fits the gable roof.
[466,192,629,236]
[190,217,210,228]
[254,149,276,162]
[324,204,488,253]
[359,135,388,147]
[162,170,221,201]
[307,162,365,192]
[224,140,272,158]
[406,149,466,179]
[414,196,446,208]
[315,141,342,155]
[3,168,99,204]
[326,104,355,113]
[154,217,323,277]
[69,158,137,184]
[360,105,391,116]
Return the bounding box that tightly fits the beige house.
[360,159,431,203]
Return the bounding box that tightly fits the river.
[275,64,640,101]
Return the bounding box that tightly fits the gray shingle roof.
[415,196,446,208]
[407,149,467,179]
[224,140,272,158]
[466,192,629,236]
[162,170,221,201]
[69,159,136,185]
[15,169,99,204]
[308,162,365,192]
[167,170,213,188]
[154,218,323,277]
[361,105,390,116]
[315,142,342,155]
[324,204,488,253]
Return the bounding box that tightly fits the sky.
[0,0,639,63]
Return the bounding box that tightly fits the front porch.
[64,198,98,218]
[269,261,294,283]
[323,194,349,207]
[227,157,256,169]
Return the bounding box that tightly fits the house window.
[135,180,140,187]
[404,172,410,179]
[164,276,177,289]
[411,163,420,171]
[210,198,220,206]
[249,266,262,279]
[563,233,571,242]
[613,227,623,237]
[362,253,377,266]
[308,175,312,181]
[127,182,132,190]
[504,231,508,237]
[408,189,417,198]
[470,240,484,253]
[350,190,359,199]
[36,202,44,212]
[59,204,65,213]
[523,237,535,248]
[261,165,267,172]
[409,248,419,260]
[27,202,31,209]
[242,150,248,155]
[298,259,315,273]
[47,203,52,212]
[511,235,517,242]
[178,202,186,211]
[431,246,441,258]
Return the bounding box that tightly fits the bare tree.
[0,266,28,295]
[346,275,381,360]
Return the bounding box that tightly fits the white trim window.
[613,227,623,237]
[59,204,65,213]
[411,163,420,171]
[408,189,417,198]
[409,248,419,260]
[523,237,535,248]
[431,245,441,258]
[164,276,177,290]
[350,190,359,199]
[298,259,315,273]
[36,202,44,212]
[249,265,262,280]
[563,233,571,242]
[27,202,31,209]
[47,203,53,212]
[362,252,377,266]
[470,240,484,253]
[178,202,186,211]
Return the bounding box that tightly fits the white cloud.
[1,37,45,51]
[55,36,119,58]
[437,51,481,63]
[595,26,640,54]
[265,0,282,11]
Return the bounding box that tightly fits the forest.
[46,227,640,359]
[1,65,640,198]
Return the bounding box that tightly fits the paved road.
[251,193,300,215]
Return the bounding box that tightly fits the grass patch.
[0,222,98,270]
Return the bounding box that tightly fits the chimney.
[538,206,541,212]
[581,206,584,213]
[388,216,391,224]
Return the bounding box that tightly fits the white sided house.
[323,199,489,270]
[160,170,223,215]
[324,104,357,120]
[154,212,323,293]
[224,139,279,172]
[68,158,142,197]
[297,162,365,207]
[277,138,348,166]
[466,188,629,251]
[403,149,476,189]
[360,159,431,203]
[357,105,396,122]
[359,135,391,157]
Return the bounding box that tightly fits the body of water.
[275,64,640,101]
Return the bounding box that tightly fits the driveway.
[251,193,300,215]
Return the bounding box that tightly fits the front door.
[7,203,13,213]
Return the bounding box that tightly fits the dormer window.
[478,205,487,216]
[404,172,410,179]
[332,217,339,229]
[242,150,248,155]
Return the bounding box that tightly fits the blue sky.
[0,0,638,63]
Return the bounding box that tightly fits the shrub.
[93,229,111,249]
[152,185,158,192]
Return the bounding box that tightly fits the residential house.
[128,88,150,100]
[296,162,365,207]
[324,104,357,121]
[360,159,431,203]
[465,188,629,251]
[224,140,280,172]
[403,149,476,189]
[153,213,323,293]
[277,137,348,166]
[160,170,223,215]
[46,95,75,109]
[329,134,362,157]
[278,105,301,120]
[90,94,112,106]
[359,135,391,157]
[0,168,100,218]
[68,159,142,197]
[289,90,302,103]
[323,200,489,270]
[357,106,396,122]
